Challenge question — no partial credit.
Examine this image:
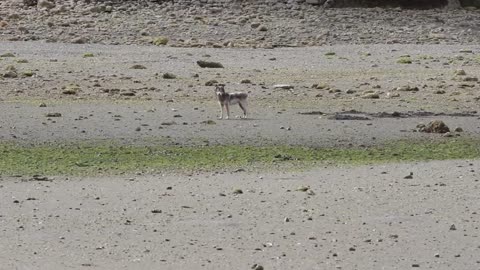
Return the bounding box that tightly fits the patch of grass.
[83,53,95,58]
[0,139,479,176]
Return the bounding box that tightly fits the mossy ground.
[0,139,479,176]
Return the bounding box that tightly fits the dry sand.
[1,160,479,269]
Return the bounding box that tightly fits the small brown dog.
[215,85,248,119]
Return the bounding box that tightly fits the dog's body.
[215,85,248,119]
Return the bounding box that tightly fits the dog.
[214,85,248,119]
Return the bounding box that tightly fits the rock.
[3,71,18,78]
[312,83,329,89]
[152,36,169,46]
[233,189,243,195]
[454,69,466,76]
[454,127,463,132]
[251,264,264,270]
[404,172,413,179]
[205,80,218,86]
[71,37,87,44]
[62,84,80,95]
[362,92,380,99]
[23,0,37,7]
[397,57,412,64]
[39,103,47,107]
[197,60,224,68]
[120,91,136,96]
[464,77,478,82]
[273,84,294,90]
[241,79,252,84]
[130,64,146,69]
[258,25,268,31]
[162,73,176,79]
[449,224,456,231]
[23,71,35,77]
[296,186,310,192]
[250,22,261,29]
[0,53,15,58]
[46,112,61,117]
[421,120,450,134]
[396,86,419,92]
[37,0,55,10]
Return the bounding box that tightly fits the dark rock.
[197,60,224,68]
[421,120,450,133]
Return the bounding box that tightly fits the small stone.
[0,53,15,58]
[454,127,463,132]
[464,77,478,82]
[45,112,62,117]
[37,0,55,9]
[162,73,176,79]
[273,84,294,90]
[396,86,419,92]
[152,36,169,46]
[251,264,264,270]
[241,79,252,84]
[412,264,420,268]
[205,80,218,86]
[250,22,261,29]
[197,60,224,68]
[71,37,87,44]
[449,224,456,231]
[258,25,268,31]
[362,93,380,99]
[130,64,146,69]
[233,189,243,195]
[454,69,466,76]
[296,186,309,192]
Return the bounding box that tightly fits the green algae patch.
[0,139,479,176]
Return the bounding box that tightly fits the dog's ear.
[216,85,225,92]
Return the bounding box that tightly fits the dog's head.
[215,85,225,94]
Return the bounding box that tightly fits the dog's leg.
[218,102,223,119]
[238,101,247,119]
[225,103,230,119]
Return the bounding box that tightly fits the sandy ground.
[1,41,480,146]
[1,41,480,270]
[1,160,479,270]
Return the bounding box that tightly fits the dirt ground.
[1,36,480,269]
[1,160,479,269]
[1,41,479,146]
